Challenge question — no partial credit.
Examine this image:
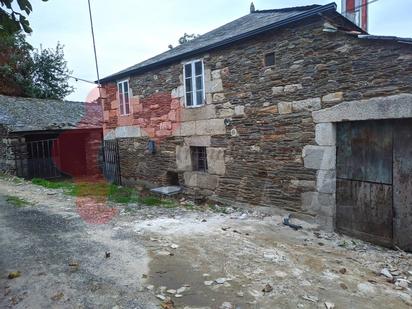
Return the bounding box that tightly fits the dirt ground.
[0,178,411,309]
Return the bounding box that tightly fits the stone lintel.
[313,93,412,123]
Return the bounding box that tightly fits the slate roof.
[0,95,103,133]
[100,2,342,83]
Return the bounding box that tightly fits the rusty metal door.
[103,140,121,185]
[393,119,412,251]
[336,120,393,247]
[19,139,62,179]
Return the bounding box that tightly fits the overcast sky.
[26,0,412,102]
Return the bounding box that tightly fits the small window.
[191,146,208,172]
[117,80,130,115]
[264,53,275,66]
[184,60,205,107]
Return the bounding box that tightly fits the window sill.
[185,104,206,109]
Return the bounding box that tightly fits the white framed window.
[117,79,131,115]
[184,60,205,107]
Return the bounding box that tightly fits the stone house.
[99,3,412,249]
[0,95,103,179]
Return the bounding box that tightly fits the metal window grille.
[191,146,208,172]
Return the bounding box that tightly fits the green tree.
[30,42,74,100]
[0,32,74,99]
[0,0,48,34]
[0,32,34,96]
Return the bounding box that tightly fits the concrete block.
[292,98,321,112]
[315,123,336,146]
[211,69,221,80]
[171,86,184,99]
[316,170,336,194]
[206,79,223,93]
[278,102,293,114]
[302,145,336,170]
[322,92,343,104]
[219,108,234,118]
[213,93,225,102]
[301,191,335,216]
[183,172,219,190]
[272,86,284,95]
[114,126,142,138]
[284,84,303,93]
[184,136,211,147]
[207,147,226,175]
[104,130,116,140]
[180,121,196,136]
[234,105,245,116]
[176,146,192,171]
[195,119,226,136]
[182,104,216,121]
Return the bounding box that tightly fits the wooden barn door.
[336,119,412,250]
[336,120,393,247]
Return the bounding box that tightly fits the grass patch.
[139,195,178,208]
[6,195,30,208]
[31,178,179,207]
[31,178,139,204]
[32,178,74,191]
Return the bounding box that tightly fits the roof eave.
[99,2,338,84]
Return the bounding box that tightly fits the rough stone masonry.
[101,16,412,228]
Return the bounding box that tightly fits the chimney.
[341,0,368,32]
[250,2,256,13]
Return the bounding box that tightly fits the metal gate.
[336,119,412,250]
[20,139,62,179]
[103,140,121,185]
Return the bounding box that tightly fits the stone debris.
[262,284,273,293]
[167,289,177,294]
[176,287,187,294]
[146,285,154,291]
[170,244,179,249]
[204,281,214,286]
[51,292,64,301]
[302,295,318,303]
[380,268,393,279]
[157,250,172,256]
[219,302,233,309]
[156,294,166,301]
[160,298,175,309]
[357,283,376,295]
[325,302,335,309]
[175,294,183,298]
[236,291,244,297]
[395,279,410,289]
[215,278,226,284]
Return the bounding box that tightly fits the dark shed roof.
[0,95,102,133]
[100,2,344,83]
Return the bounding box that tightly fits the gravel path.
[0,178,411,309]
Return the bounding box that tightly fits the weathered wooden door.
[103,140,122,185]
[393,120,412,250]
[336,119,412,251]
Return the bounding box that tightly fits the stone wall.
[0,126,27,176]
[101,16,412,215]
